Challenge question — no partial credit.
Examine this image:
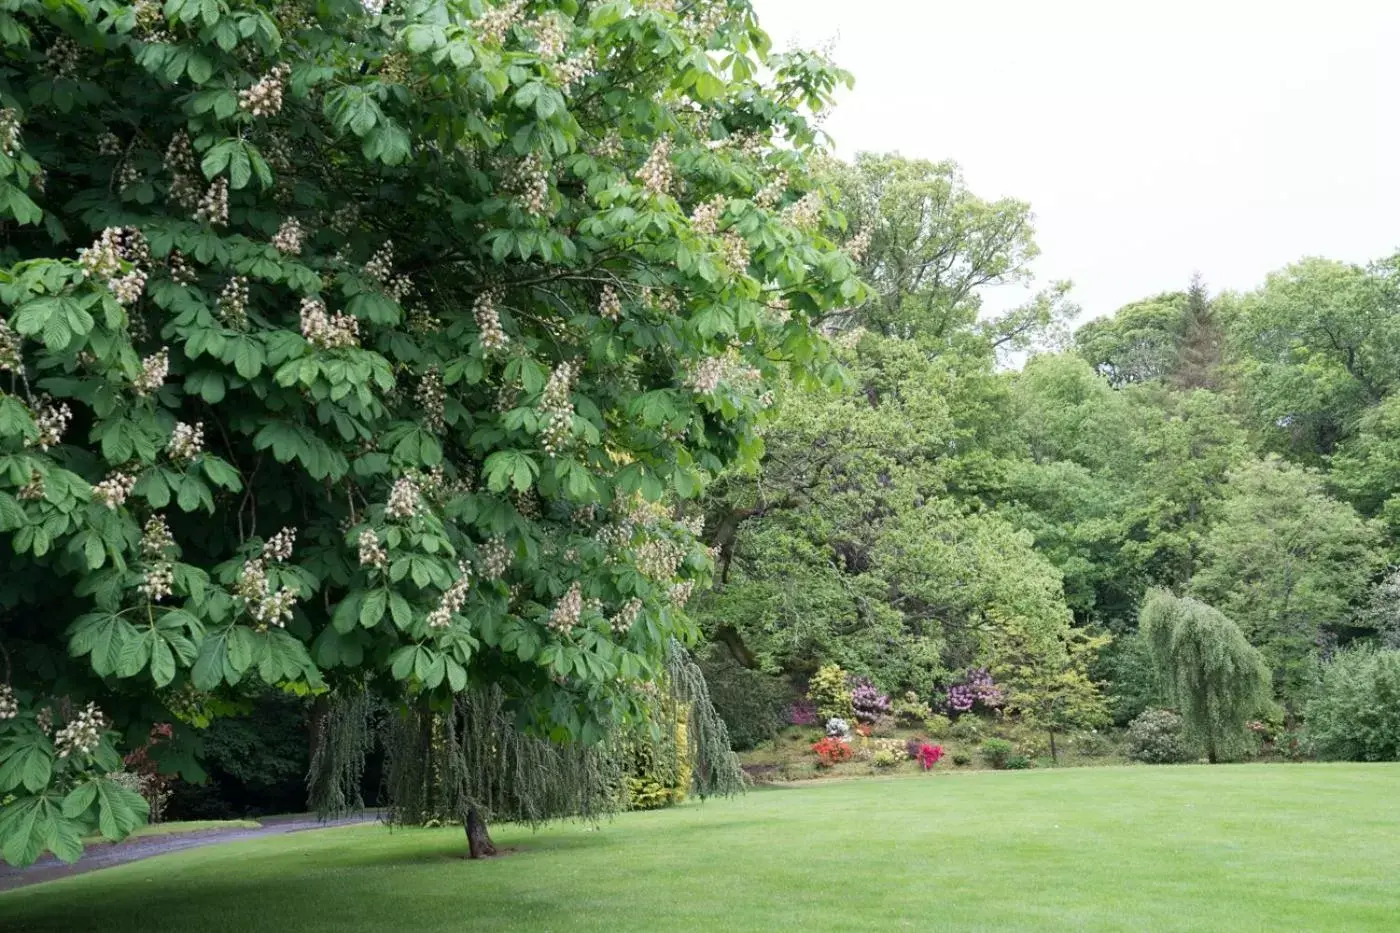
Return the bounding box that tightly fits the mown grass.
[6,764,1399,932]
[82,819,261,843]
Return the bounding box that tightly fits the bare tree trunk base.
[465,807,497,859]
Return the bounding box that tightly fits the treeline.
[695,152,1400,755]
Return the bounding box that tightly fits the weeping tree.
[312,641,743,858]
[0,0,861,866]
[1139,590,1271,763]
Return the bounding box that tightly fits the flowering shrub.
[945,668,1004,715]
[872,749,898,768]
[812,737,854,767]
[849,677,892,723]
[789,700,819,727]
[917,743,945,770]
[855,722,872,738]
[1126,709,1194,764]
[825,717,852,739]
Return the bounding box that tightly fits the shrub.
[1126,709,1195,764]
[789,701,819,727]
[811,737,854,767]
[917,743,945,770]
[872,749,899,768]
[950,717,984,742]
[893,692,933,726]
[1004,754,1034,770]
[1306,648,1400,761]
[850,678,892,723]
[980,738,1015,769]
[808,664,855,722]
[1073,730,1114,758]
[869,715,896,737]
[825,717,852,739]
[945,668,1004,715]
[698,651,788,751]
[952,753,971,766]
[924,714,952,738]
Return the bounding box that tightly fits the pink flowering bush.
[917,743,944,770]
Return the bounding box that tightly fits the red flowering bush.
[917,743,945,770]
[812,737,854,767]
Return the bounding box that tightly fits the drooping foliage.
[311,640,741,854]
[0,0,861,865]
[1139,590,1271,763]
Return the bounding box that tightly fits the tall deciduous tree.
[822,152,1040,339]
[1228,257,1400,460]
[1191,458,1381,706]
[0,0,859,865]
[1139,590,1271,763]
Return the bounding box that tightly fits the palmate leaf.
[0,792,69,867]
[0,734,54,793]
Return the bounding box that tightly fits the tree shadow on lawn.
[5,816,775,933]
[7,869,595,933]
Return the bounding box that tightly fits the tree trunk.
[1048,730,1058,764]
[305,694,331,810]
[465,807,496,859]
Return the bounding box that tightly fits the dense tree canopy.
[692,144,1400,757]
[0,0,863,866]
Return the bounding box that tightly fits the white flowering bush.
[0,0,862,865]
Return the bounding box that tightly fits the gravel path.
[0,811,380,893]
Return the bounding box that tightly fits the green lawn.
[5,764,1399,932]
[83,819,261,843]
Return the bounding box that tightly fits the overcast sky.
[752,0,1400,322]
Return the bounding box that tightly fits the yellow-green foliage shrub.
[808,664,854,722]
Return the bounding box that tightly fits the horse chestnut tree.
[0,0,861,865]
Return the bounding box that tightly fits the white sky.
[752,0,1400,322]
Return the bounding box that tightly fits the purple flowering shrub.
[849,678,892,723]
[943,667,1004,716]
[789,700,819,727]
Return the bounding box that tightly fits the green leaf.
[0,740,52,793]
[150,637,177,687]
[83,533,105,569]
[228,143,251,189]
[360,589,387,628]
[389,645,417,680]
[389,592,413,629]
[332,591,364,634]
[61,782,97,819]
